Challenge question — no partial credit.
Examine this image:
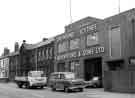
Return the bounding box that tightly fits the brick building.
[19,38,55,77]
[54,9,135,93]
[54,17,105,80]
[103,8,135,93]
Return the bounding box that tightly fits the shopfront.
[55,46,105,80]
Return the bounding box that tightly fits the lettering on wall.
[80,24,97,34]
[56,46,104,60]
[56,23,97,42]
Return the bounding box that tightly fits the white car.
[84,76,102,88]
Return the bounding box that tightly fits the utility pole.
[118,0,120,13]
[35,48,38,71]
[69,0,72,24]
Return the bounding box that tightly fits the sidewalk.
[85,88,134,98]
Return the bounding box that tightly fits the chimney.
[14,42,19,52]
[23,40,26,43]
[42,38,48,41]
[3,47,10,56]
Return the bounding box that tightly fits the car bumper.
[68,85,85,90]
[31,83,47,87]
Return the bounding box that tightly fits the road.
[0,83,133,98]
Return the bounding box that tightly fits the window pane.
[87,32,98,46]
[69,38,80,50]
[58,41,67,53]
[110,26,121,58]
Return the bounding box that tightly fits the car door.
[48,74,56,87]
[55,73,65,90]
[55,74,61,89]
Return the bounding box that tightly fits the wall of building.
[55,17,105,79]
[19,39,55,77]
[103,8,135,92]
[0,56,9,82]
[9,53,19,81]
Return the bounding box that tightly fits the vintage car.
[84,76,102,88]
[48,72,85,92]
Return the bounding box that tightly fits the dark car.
[84,76,102,88]
[48,72,85,92]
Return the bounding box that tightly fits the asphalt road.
[0,83,132,98]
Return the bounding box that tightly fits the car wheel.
[17,83,23,88]
[51,86,56,91]
[93,84,97,88]
[25,82,30,89]
[64,87,69,93]
[79,88,84,92]
[40,86,44,89]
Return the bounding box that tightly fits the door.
[84,57,102,81]
[55,74,65,90]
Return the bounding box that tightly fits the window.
[58,41,68,53]
[69,61,80,77]
[69,38,80,50]
[49,48,53,59]
[109,26,121,58]
[42,50,44,58]
[87,32,98,46]
[46,48,48,59]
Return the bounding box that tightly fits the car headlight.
[92,77,99,81]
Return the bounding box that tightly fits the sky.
[0,0,135,55]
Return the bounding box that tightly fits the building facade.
[19,38,55,77]
[0,56,9,81]
[8,52,19,81]
[103,9,135,93]
[0,8,135,93]
[54,9,135,93]
[54,17,105,81]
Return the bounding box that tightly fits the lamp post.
[35,48,38,71]
[118,0,120,13]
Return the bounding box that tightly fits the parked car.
[84,76,102,88]
[48,72,85,92]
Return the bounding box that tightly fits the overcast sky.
[0,0,134,55]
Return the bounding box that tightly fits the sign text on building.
[56,46,104,60]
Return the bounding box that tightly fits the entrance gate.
[84,57,102,81]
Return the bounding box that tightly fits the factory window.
[109,26,121,58]
[58,41,68,53]
[69,38,80,50]
[86,32,98,46]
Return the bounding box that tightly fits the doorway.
[84,57,102,81]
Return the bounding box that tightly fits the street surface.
[0,83,133,98]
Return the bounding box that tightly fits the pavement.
[1,82,135,98]
[84,88,133,98]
